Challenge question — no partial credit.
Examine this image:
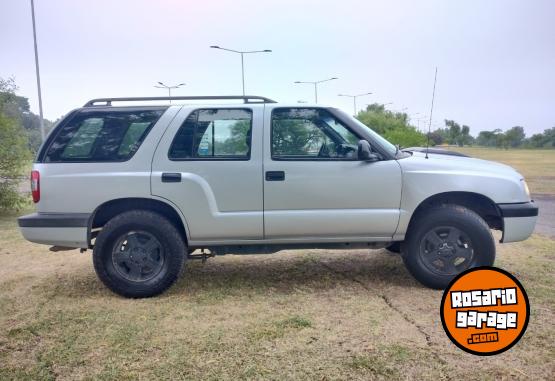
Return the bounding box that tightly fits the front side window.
[169,109,252,160]
[44,108,165,162]
[271,108,360,160]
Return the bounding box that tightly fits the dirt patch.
[533,193,555,239]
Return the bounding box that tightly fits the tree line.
[357,103,555,149]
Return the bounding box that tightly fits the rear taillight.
[31,170,40,203]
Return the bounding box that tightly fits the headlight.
[521,179,530,199]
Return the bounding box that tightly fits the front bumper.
[497,202,538,243]
[18,213,90,248]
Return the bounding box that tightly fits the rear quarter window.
[43,108,166,162]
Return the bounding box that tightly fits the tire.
[93,210,186,298]
[403,204,495,289]
[386,242,402,254]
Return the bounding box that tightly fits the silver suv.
[18,96,538,297]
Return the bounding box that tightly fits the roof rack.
[83,95,276,107]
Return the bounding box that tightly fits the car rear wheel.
[403,205,495,289]
[93,210,186,298]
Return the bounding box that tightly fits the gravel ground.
[532,193,555,238]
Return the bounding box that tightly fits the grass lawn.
[1,211,554,380]
[2,148,554,380]
[446,147,555,195]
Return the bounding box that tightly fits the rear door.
[151,105,264,243]
[263,107,402,240]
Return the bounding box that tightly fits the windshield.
[333,108,398,157]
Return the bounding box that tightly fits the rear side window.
[44,108,165,162]
[169,108,252,160]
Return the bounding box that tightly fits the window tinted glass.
[271,108,360,159]
[61,118,104,159]
[45,109,164,162]
[169,109,252,160]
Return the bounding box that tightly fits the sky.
[1,0,554,135]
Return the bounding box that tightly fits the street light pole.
[314,83,317,103]
[154,82,186,104]
[240,53,245,96]
[210,46,272,95]
[414,116,428,131]
[294,77,338,103]
[338,92,373,115]
[30,0,45,142]
[409,112,420,125]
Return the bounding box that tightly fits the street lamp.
[154,82,186,104]
[210,45,272,95]
[30,0,45,142]
[414,116,428,130]
[294,77,338,103]
[409,112,420,122]
[338,92,372,115]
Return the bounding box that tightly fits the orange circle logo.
[440,267,529,356]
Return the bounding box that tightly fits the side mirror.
[358,140,379,162]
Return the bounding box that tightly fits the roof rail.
[83,95,276,107]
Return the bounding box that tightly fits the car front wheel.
[403,204,495,289]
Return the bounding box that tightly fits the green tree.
[444,120,474,146]
[357,103,426,147]
[428,130,444,145]
[527,132,546,148]
[460,125,474,146]
[504,126,526,147]
[533,127,555,148]
[0,78,32,211]
[0,77,53,153]
[493,129,508,149]
[478,129,495,147]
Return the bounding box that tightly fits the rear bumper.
[497,202,538,243]
[18,213,90,248]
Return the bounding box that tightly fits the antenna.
[425,67,438,159]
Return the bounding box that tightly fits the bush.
[382,127,427,148]
[0,79,32,212]
[357,105,427,147]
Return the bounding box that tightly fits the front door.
[263,107,402,240]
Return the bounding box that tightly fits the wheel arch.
[88,197,189,247]
[407,191,503,235]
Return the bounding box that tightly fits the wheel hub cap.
[111,231,165,282]
[419,226,474,276]
[438,242,456,256]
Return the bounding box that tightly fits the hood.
[402,147,469,157]
[400,151,523,180]
[397,151,530,204]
